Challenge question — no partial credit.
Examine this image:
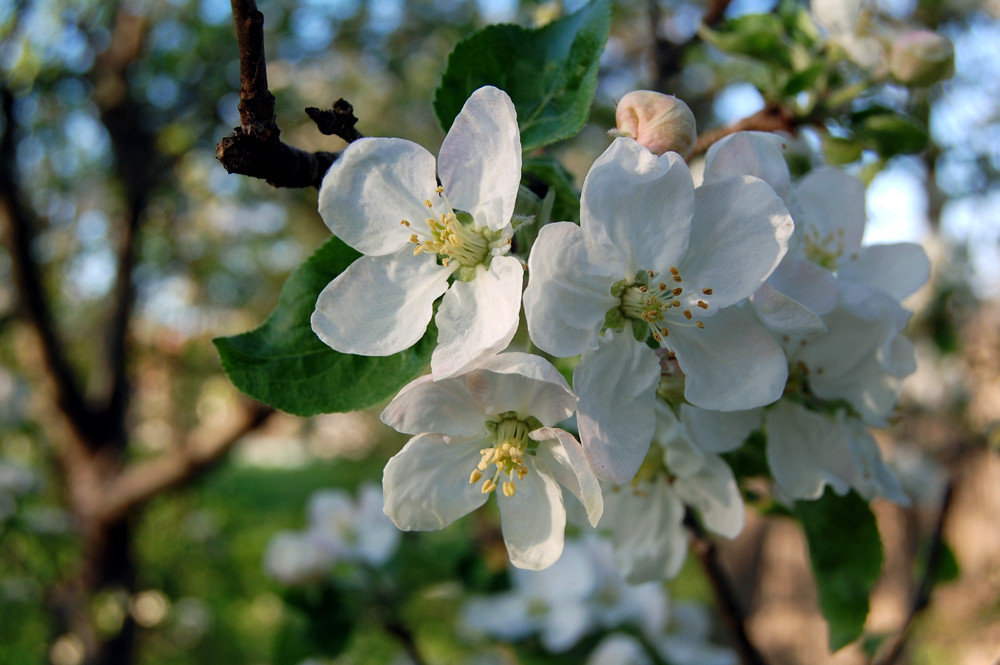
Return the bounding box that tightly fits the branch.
[873,481,955,665]
[689,104,798,159]
[649,0,733,89]
[686,510,770,665]
[216,0,359,189]
[0,86,95,440]
[98,402,275,523]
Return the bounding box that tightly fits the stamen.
[697,301,708,309]
[683,309,693,320]
[672,287,683,296]
[469,469,482,484]
[696,321,705,329]
[702,287,713,295]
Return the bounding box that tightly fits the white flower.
[311,86,523,378]
[380,353,603,570]
[600,402,743,583]
[307,483,400,565]
[524,137,793,482]
[811,0,887,72]
[263,531,331,585]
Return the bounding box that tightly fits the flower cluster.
[311,86,927,576]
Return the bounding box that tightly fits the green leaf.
[701,14,793,68]
[822,135,865,165]
[214,237,435,416]
[794,490,883,651]
[433,0,610,151]
[852,110,929,157]
[522,155,580,223]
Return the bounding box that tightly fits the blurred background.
[0,0,998,664]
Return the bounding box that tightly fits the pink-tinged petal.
[380,374,487,439]
[840,242,930,301]
[682,175,793,308]
[668,306,787,412]
[750,283,828,335]
[673,454,745,538]
[318,137,439,255]
[498,459,566,570]
[767,257,838,317]
[312,250,450,356]
[532,428,604,526]
[439,86,521,231]
[796,167,866,254]
[581,138,693,274]
[680,403,763,454]
[574,332,660,484]
[465,355,577,426]
[765,401,854,500]
[431,255,523,378]
[382,433,489,530]
[524,222,620,358]
[703,131,792,201]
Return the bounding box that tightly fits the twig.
[873,481,955,665]
[689,105,798,159]
[98,402,275,523]
[215,0,354,189]
[686,510,769,665]
[648,0,734,89]
[305,99,364,142]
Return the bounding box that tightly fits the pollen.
[696,321,705,329]
[400,219,411,226]
[683,309,693,320]
[672,287,683,296]
[702,287,713,295]
[697,300,708,309]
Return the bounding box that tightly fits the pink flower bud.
[889,31,954,87]
[613,91,697,158]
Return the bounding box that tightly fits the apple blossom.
[380,353,603,570]
[524,137,793,482]
[311,86,523,378]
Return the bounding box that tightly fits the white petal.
[673,453,745,538]
[431,255,523,378]
[540,603,592,652]
[524,221,620,357]
[680,403,763,453]
[843,418,909,505]
[312,250,450,356]
[318,137,439,255]
[498,459,566,570]
[439,86,521,231]
[795,167,866,255]
[767,257,838,317]
[602,479,687,583]
[750,283,828,335]
[461,594,535,640]
[581,138,693,274]
[765,401,854,500]
[382,433,488,530]
[380,374,488,439]
[668,306,787,412]
[574,332,661,484]
[682,175,793,308]
[703,131,793,201]
[533,428,604,526]
[811,0,860,34]
[840,242,930,301]
[464,355,577,426]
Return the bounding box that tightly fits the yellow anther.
[659,282,667,291]
[400,219,411,226]
[696,321,705,329]
[517,467,528,479]
[647,269,655,278]
[672,287,683,296]
[697,300,708,309]
[409,234,419,244]
[469,469,482,484]
[660,327,669,337]
[424,199,432,208]
[653,333,662,342]
[435,185,444,193]
[670,267,679,275]
[672,301,681,307]
[702,287,713,295]
[683,309,693,320]
[482,479,497,494]
[673,274,683,282]
[502,481,516,497]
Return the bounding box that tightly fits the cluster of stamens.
[469,415,533,497]
[400,186,494,269]
[611,267,714,343]
[802,225,846,270]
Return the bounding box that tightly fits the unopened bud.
[889,31,954,87]
[612,91,697,158]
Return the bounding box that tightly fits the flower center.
[605,268,714,343]
[469,412,539,497]
[802,225,846,270]
[400,186,508,278]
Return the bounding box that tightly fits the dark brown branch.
[689,104,798,159]
[305,99,364,142]
[0,87,95,439]
[649,0,734,90]
[99,402,275,523]
[686,510,769,665]
[216,0,355,189]
[873,482,955,665]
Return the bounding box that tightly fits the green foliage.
[522,155,581,224]
[794,490,883,651]
[852,108,930,157]
[433,0,611,151]
[214,238,435,416]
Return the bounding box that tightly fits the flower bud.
[612,91,697,158]
[889,30,954,87]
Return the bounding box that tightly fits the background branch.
[690,105,799,158]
